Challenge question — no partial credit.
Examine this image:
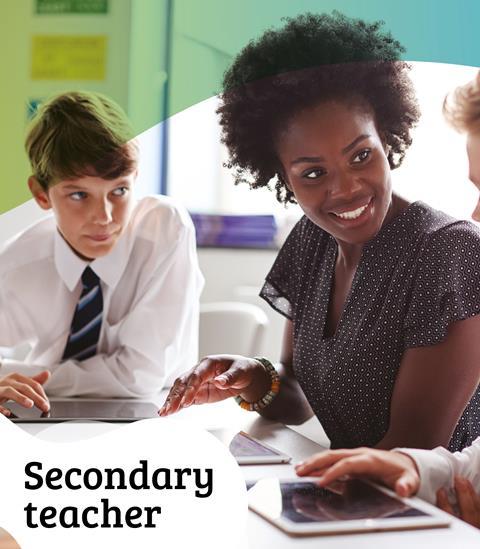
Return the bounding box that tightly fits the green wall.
[0,0,168,214]
[2,0,480,213]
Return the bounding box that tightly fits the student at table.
[161,13,480,453]
[295,71,480,529]
[0,91,203,409]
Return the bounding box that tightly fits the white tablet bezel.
[247,477,451,536]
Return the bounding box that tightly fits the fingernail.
[26,399,34,408]
[215,376,227,385]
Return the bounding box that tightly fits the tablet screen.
[6,399,159,422]
[249,479,429,524]
[229,432,283,458]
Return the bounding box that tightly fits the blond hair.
[443,72,480,134]
[25,91,138,189]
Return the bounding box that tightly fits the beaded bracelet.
[234,357,280,412]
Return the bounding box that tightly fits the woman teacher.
[161,13,480,453]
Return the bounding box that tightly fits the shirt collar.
[54,228,132,292]
[54,230,89,291]
[89,229,131,289]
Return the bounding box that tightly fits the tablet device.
[248,477,451,536]
[212,430,291,465]
[5,399,159,423]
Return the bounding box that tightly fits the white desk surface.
[15,394,480,549]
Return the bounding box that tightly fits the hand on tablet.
[159,355,270,416]
[437,477,480,528]
[0,371,51,416]
[295,447,420,497]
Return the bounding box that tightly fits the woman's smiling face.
[276,100,393,245]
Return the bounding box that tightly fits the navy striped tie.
[62,266,103,361]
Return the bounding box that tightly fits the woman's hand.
[437,477,480,528]
[0,371,51,416]
[159,355,271,416]
[295,447,420,497]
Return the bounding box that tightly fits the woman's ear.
[28,176,52,210]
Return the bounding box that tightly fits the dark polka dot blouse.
[260,202,480,451]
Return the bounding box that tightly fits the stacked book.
[190,213,277,248]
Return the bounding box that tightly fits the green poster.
[35,0,108,15]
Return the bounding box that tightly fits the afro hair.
[218,12,421,203]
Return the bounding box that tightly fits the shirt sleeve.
[397,437,480,504]
[404,222,480,348]
[1,218,204,398]
[0,276,35,348]
[260,216,315,320]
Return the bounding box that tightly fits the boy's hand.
[0,371,51,415]
[295,447,420,497]
[437,477,480,529]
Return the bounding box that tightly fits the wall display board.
[35,0,109,15]
[31,34,107,80]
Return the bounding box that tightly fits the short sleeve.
[260,217,324,320]
[404,222,480,348]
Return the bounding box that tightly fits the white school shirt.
[397,438,480,504]
[0,195,204,398]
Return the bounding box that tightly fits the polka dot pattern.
[260,202,480,451]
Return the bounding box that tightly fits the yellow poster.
[31,35,107,80]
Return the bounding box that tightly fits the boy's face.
[29,173,136,260]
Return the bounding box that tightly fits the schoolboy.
[0,91,203,408]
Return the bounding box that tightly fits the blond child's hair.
[25,91,138,189]
[443,72,480,134]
